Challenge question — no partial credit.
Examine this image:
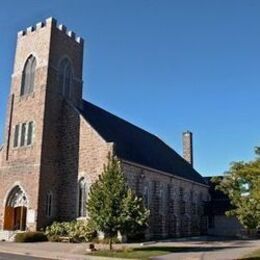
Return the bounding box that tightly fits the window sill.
[13,144,34,150]
[19,92,35,101]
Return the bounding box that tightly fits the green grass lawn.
[87,246,181,259]
[88,246,260,260]
[240,248,260,260]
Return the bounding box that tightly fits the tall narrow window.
[21,55,36,96]
[13,125,20,148]
[59,58,73,98]
[198,192,204,215]
[143,184,150,208]
[46,192,53,217]
[158,184,166,214]
[78,178,87,217]
[190,191,196,215]
[20,123,27,147]
[27,121,34,146]
[13,121,35,148]
[180,187,185,215]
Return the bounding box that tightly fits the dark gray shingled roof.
[78,100,206,185]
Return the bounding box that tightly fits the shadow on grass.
[191,240,252,246]
[133,246,240,253]
[162,237,252,244]
[238,248,260,260]
[239,257,260,260]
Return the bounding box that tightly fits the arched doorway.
[4,186,28,231]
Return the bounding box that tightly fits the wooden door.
[21,207,27,231]
[4,206,14,230]
[14,207,21,230]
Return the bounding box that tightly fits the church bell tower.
[0,17,84,231]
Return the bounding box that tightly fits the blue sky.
[0,0,259,176]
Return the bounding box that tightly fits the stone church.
[0,18,209,240]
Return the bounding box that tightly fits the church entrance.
[3,186,28,231]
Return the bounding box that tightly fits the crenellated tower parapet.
[17,17,84,45]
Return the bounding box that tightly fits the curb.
[0,246,135,260]
[0,246,86,260]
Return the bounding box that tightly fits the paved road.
[0,252,53,260]
[152,239,260,260]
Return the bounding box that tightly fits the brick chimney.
[182,131,193,167]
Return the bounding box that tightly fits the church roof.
[79,100,206,185]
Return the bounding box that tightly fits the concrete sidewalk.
[0,241,129,260]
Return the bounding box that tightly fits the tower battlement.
[17,17,84,45]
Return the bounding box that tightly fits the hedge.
[14,232,48,242]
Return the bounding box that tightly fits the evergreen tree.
[87,153,149,250]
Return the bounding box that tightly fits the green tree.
[213,147,260,231]
[121,189,150,240]
[87,153,149,250]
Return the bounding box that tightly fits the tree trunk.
[109,238,113,251]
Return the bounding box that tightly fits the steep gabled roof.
[78,100,206,185]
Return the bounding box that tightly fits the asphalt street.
[0,252,53,260]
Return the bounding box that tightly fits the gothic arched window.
[21,55,36,96]
[78,178,87,217]
[59,58,73,98]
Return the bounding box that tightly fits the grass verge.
[87,246,184,259]
[240,248,260,260]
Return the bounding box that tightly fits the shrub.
[45,221,69,238]
[45,220,97,242]
[14,232,48,242]
[67,220,97,242]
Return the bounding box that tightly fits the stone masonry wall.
[0,19,53,230]
[121,161,209,239]
[36,18,84,228]
[78,116,113,203]
[208,216,243,237]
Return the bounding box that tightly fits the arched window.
[59,58,73,98]
[6,185,28,208]
[21,55,36,96]
[78,178,87,217]
[45,192,53,217]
